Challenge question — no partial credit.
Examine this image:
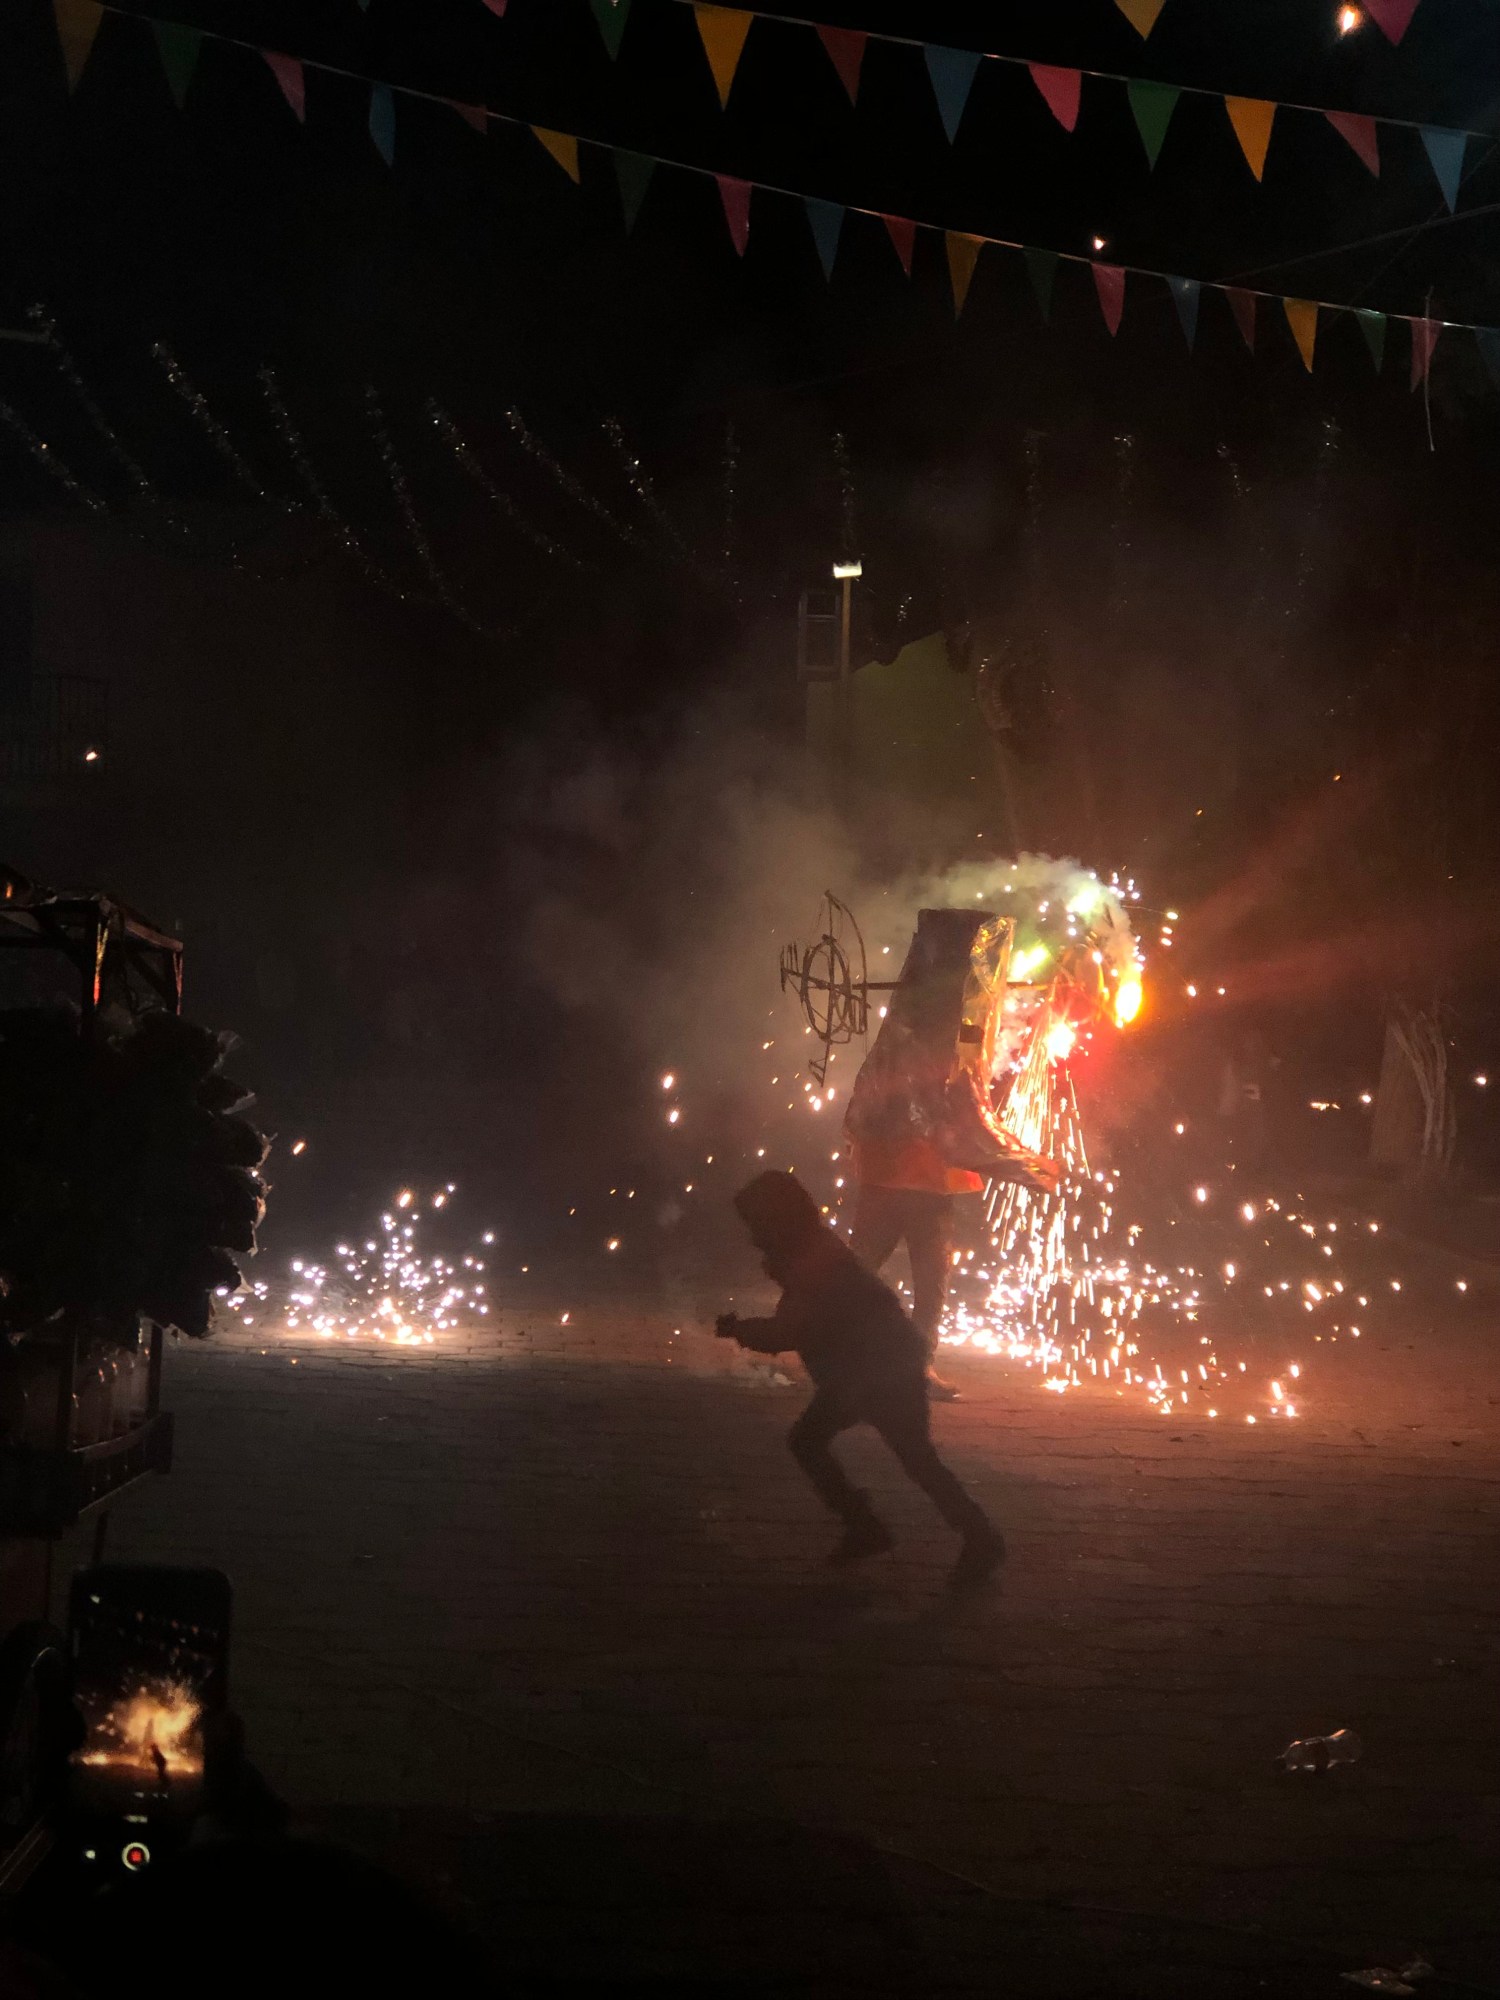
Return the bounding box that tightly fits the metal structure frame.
[0,864,182,1019]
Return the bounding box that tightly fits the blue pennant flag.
[369,83,395,165]
[804,197,845,279]
[924,45,983,143]
[1168,276,1200,350]
[1420,127,1466,212]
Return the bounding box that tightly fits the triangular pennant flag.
[946,233,982,315]
[695,5,752,109]
[153,22,202,109]
[262,51,305,121]
[532,126,580,181]
[613,150,655,231]
[1024,248,1058,321]
[1420,127,1466,211]
[590,0,632,59]
[1093,263,1126,336]
[54,0,103,91]
[1364,0,1419,41]
[1225,287,1256,351]
[1474,327,1500,390]
[1128,80,1179,167]
[1283,298,1318,371]
[1325,110,1380,175]
[1410,317,1440,389]
[716,175,752,255]
[481,0,508,13]
[1225,97,1276,181]
[1168,276,1200,350]
[450,101,489,133]
[816,26,866,103]
[924,45,983,144]
[369,84,395,165]
[1115,0,1166,33]
[1028,64,1081,133]
[1356,308,1386,370]
[882,214,916,276]
[804,197,844,279]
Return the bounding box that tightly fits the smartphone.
[66,1566,231,1876]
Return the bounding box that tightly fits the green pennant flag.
[1356,308,1386,371]
[1127,80,1179,168]
[613,149,655,231]
[153,21,202,108]
[1024,248,1058,322]
[590,0,632,59]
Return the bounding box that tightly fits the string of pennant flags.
[47,0,1500,391]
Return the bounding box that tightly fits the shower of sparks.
[224,1186,491,1344]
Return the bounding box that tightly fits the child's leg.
[788,1391,879,1523]
[870,1386,990,1537]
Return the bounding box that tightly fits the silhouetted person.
[847,1132,980,1401]
[717,1171,1004,1586]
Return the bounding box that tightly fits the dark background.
[2,0,1499,1248]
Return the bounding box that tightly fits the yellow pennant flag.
[1225,97,1276,181]
[531,127,580,182]
[1115,0,1166,32]
[54,0,104,90]
[945,234,982,317]
[695,4,753,109]
[1283,298,1318,372]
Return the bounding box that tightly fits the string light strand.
[427,402,583,567]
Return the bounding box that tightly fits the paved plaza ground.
[105,1291,1500,1997]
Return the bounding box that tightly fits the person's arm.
[717,1287,812,1355]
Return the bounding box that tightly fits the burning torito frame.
[783,868,1152,1389]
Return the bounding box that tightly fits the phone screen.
[67,1566,231,1869]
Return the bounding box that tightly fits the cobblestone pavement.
[105,1302,1500,1996]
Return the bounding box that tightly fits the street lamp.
[832,558,862,769]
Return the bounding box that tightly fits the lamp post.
[832,557,862,774]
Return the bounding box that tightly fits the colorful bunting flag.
[1168,275,1200,350]
[1410,317,1439,389]
[1363,0,1419,41]
[1283,298,1318,372]
[924,45,983,144]
[1356,309,1386,371]
[532,126,580,180]
[882,214,916,276]
[716,174,751,254]
[614,149,655,230]
[1025,248,1058,321]
[153,22,202,109]
[1420,127,1466,211]
[804,197,844,278]
[262,50,305,122]
[946,233,982,315]
[1128,80,1179,167]
[450,101,489,134]
[695,5,752,109]
[369,83,395,165]
[1476,328,1500,389]
[1225,288,1256,351]
[1324,110,1379,175]
[1225,97,1276,181]
[54,0,104,91]
[1028,64,1081,133]
[816,26,866,104]
[480,0,507,14]
[590,0,631,60]
[1092,263,1126,336]
[1115,0,1167,34]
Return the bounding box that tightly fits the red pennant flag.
[882,214,916,275]
[1028,63,1081,132]
[262,50,304,121]
[449,101,488,133]
[817,25,866,103]
[1092,262,1126,336]
[716,174,751,255]
[1410,316,1440,388]
[1325,110,1379,175]
[1364,0,1419,40]
[1225,287,1256,351]
[480,0,508,13]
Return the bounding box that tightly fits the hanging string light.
[30,306,160,510]
[426,402,582,567]
[601,416,694,565]
[0,400,106,512]
[501,408,641,544]
[721,419,739,583]
[365,384,492,635]
[149,342,283,505]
